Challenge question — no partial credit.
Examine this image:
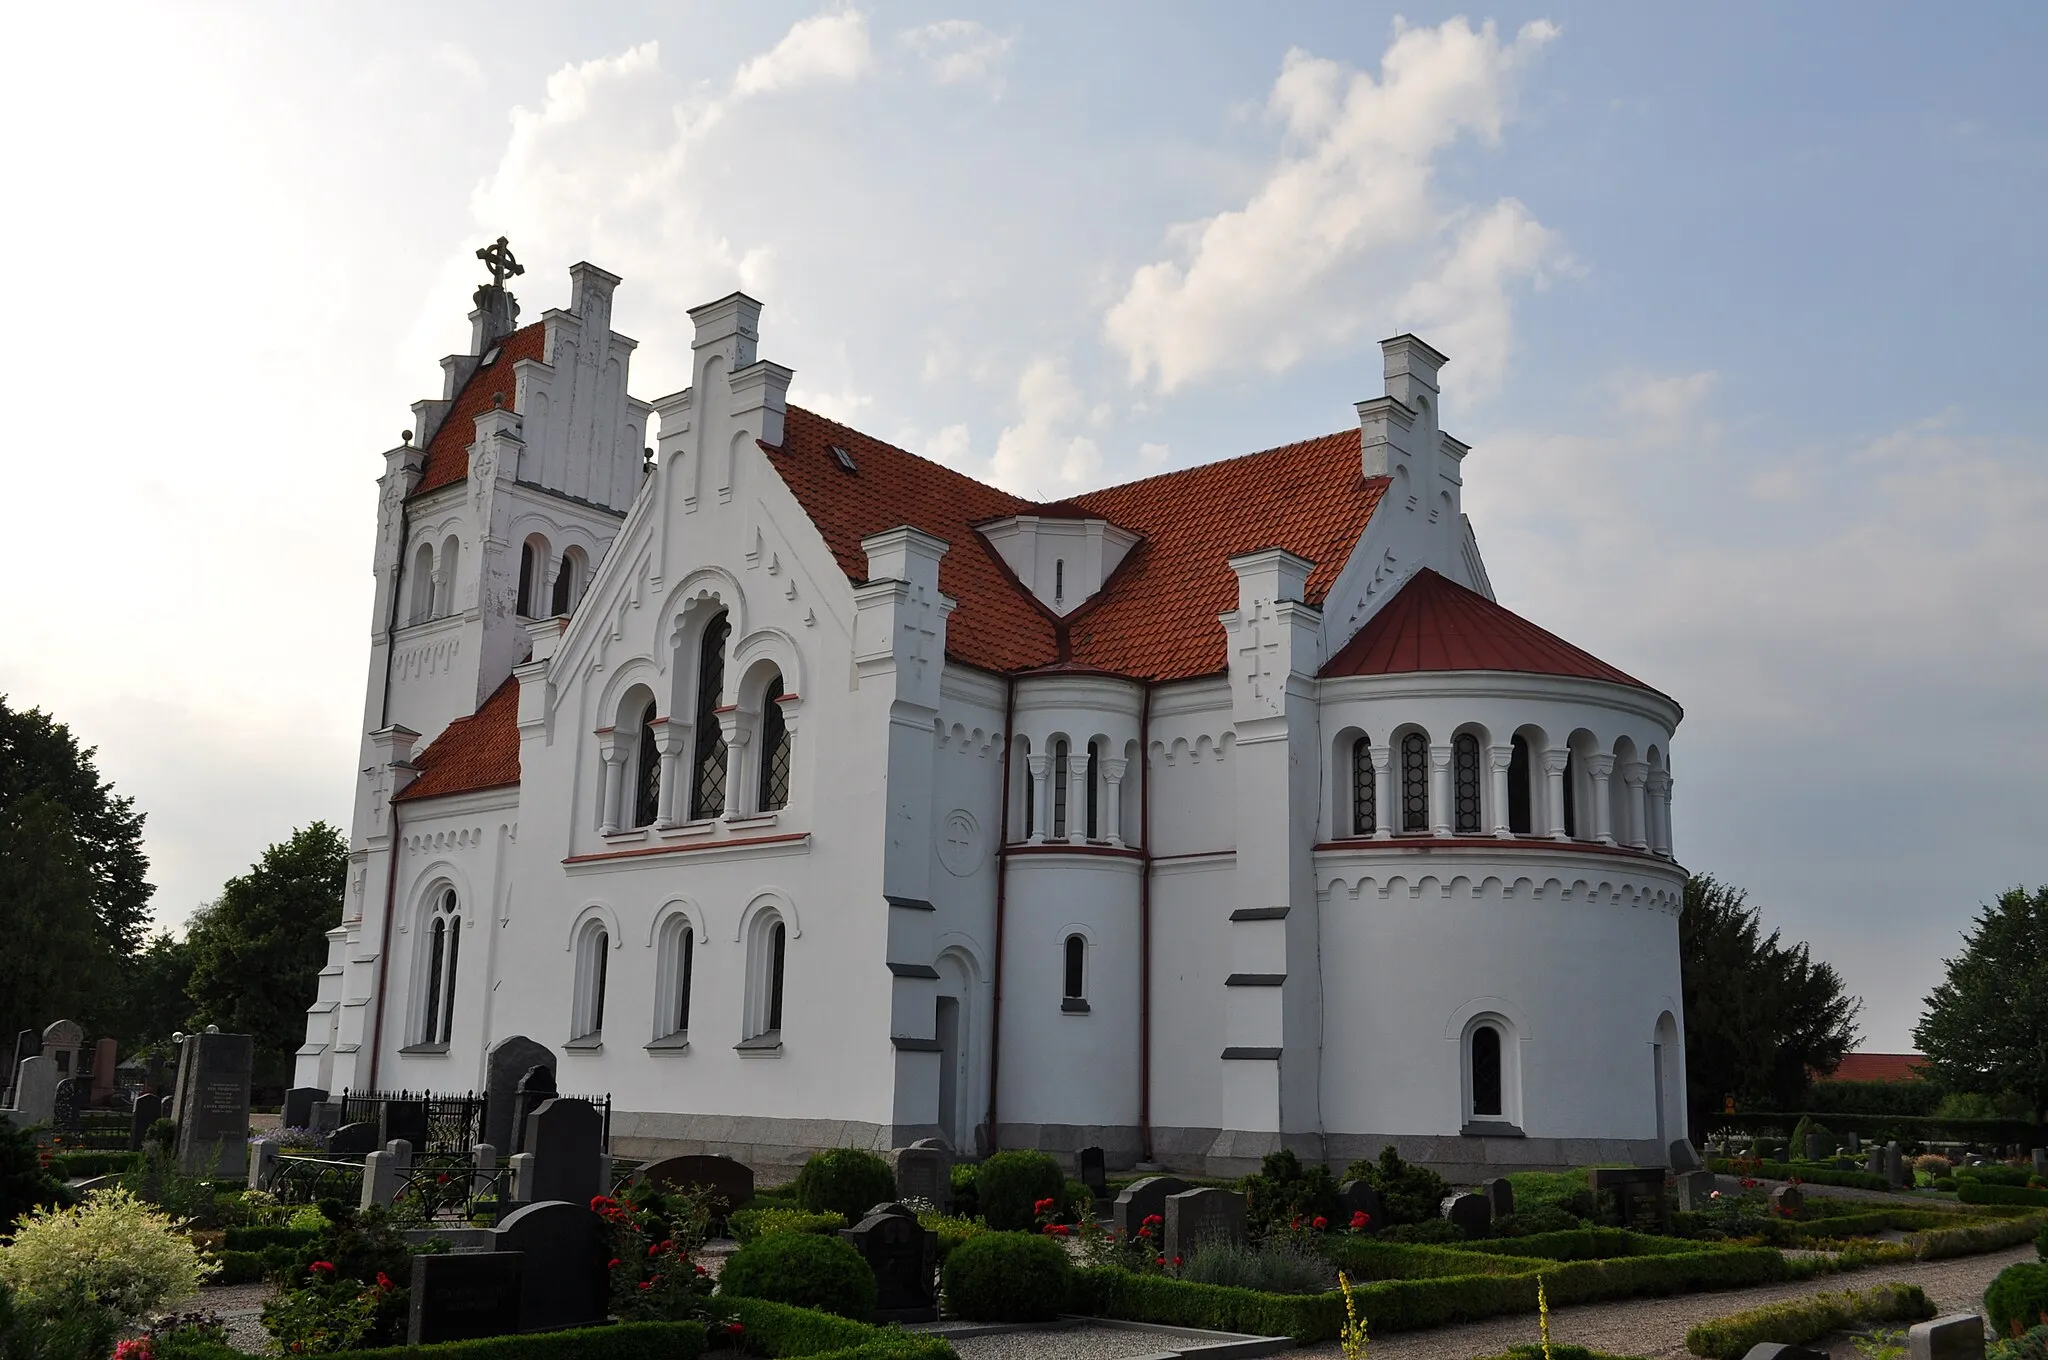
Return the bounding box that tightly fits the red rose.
[1350,1210,1370,1230]
[728,1323,746,1336]
[375,1272,394,1290]
[695,1264,708,1276]
[609,1258,621,1269]
[638,1280,653,1291]
[1313,1216,1328,1230]
[1155,1255,1166,1265]
[310,1261,336,1277]
[1173,1256,1183,1267]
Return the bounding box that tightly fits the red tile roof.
[413,323,548,497]
[1321,567,1655,692]
[395,676,522,802]
[1819,1053,1928,1083]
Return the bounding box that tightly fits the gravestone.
[382,1099,431,1150]
[508,1153,536,1203]
[2034,1149,2047,1179]
[361,1150,401,1209]
[1741,1346,1829,1360]
[494,1201,608,1332]
[1669,1139,1703,1174]
[9,1056,56,1126]
[841,1206,938,1322]
[1769,1184,1803,1216]
[90,1039,117,1106]
[329,1122,381,1157]
[1909,1314,1986,1360]
[310,1100,342,1137]
[1441,1191,1492,1236]
[1483,1177,1515,1219]
[51,1077,84,1133]
[512,1066,558,1156]
[174,1032,254,1178]
[525,1097,604,1208]
[1848,1132,1861,1155]
[472,1143,498,1198]
[1677,1170,1717,1212]
[385,1138,415,1173]
[1077,1146,1108,1203]
[1885,1142,1906,1189]
[129,1092,163,1150]
[1589,1167,1669,1233]
[409,1251,524,1346]
[282,1086,327,1131]
[1339,1180,1385,1232]
[1865,1148,1885,1177]
[1805,1133,1825,1162]
[248,1138,279,1191]
[483,1036,555,1155]
[640,1154,756,1218]
[6,1030,34,1101]
[1163,1187,1247,1261]
[40,1020,83,1080]
[1112,1174,1191,1241]
[892,1144,951,1214]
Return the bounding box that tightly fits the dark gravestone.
[175,1032,253,1179]
[1770,1184,1804,1216]
[1669,1139,1703,1174]
[408,1251,524,1345]
[1589,1167,1668,1233]
[282,1086,327,1131]
[841,1207,937,1322]
[484,1036,555,1156]
[1112,1175,1191,1241]
[1339,1180,1385,1232]
[1805,1134,1826,1162]
[640,1155,756,1221]
[494,1201,608,1332]
[1441,1192,1492,1236]
[512,1066,558,1156]
[1482,1177,1515,1219]
[526,1098,604,1208]
[892,1145,950,1214]
[1910,1314,1987,1360]
[1676,1170,1717,1212]
[129,1092,163,1151]
[1163,1187,1247,1262]
[1847,1132,1862,1155]
[1865,1148,1885,1177]
[1741,1346,1829,1360]
[51,1077,84,1133]
[329,1122,381,1158]
[382,1099,431,1150]
[310,1100,342,1136]
[1077,1146,1108,1202]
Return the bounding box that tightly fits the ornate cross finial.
[476,236,525,288]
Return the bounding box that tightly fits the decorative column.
[1067,746,1092,844]
[1540,749,1570,841]
[654,721,691,828]
[719,708,753,821]
[1647,770,1673,857]
[598,741,627,836]
[1026,755,1051,844]
[431,564,450,618]
[1428,743,1453,838]
[1621,761,1650,851]
[1587,754,1616,845]
[1487,745,1514,838]
[1100,757,1127,848]
[1371,744,1394,840]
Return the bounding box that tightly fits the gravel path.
[1291,1244,2030,1360]
[950,1324,1247,1360]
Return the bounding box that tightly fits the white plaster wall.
[1144,858,1235,1134]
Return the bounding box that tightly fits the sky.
[2,2,2044,1051]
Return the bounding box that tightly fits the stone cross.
[475,236,524,287]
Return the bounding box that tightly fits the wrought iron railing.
[390,1155,515,1223]
[336,1088,613,1153]
[266,1156,367,1205]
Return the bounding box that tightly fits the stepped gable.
[394,676,522,802]
[413,322,548,497]
[1322,567,1655,692]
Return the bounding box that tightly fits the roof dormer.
[977,513,1141,617]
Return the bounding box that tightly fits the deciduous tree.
[1914,885,2048,1123]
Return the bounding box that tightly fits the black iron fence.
[267,1156,368,1205]
[336,1088,613,1153]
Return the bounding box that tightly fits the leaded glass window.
[767,922,786,1033]
[691,613,730,819]
[1400,732,1429,833]
[1351,737,1376,836]
[419,889,460,1045]
[1472,1024,1503,1117]
[634,701,660,828]
[1085,740,1101,839]
[1453,734,1482,835]
[759,672,790,812]
[1052,739,1069,838]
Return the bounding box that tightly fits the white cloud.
[734,9,873,97]
[902,19,1015,91]
[1104,17,1564,396]
[1138,441,1171,470]
[990,358,1101,495]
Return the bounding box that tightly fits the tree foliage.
[1681,875,1861,1137]
[1913,885,2048,1122]
[185,822,347,1088]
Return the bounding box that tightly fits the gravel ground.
[948,1323,1252,1360]
[1291,1244,2032,1360]
[187,1282,274,1355]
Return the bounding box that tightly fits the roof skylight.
[829,444,857,473]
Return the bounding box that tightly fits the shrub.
[1995,1324,2048,1360]
[920,1211,989,1265]
[942,1231,1072,1322]
[1493,1206,1586,1237]
[262,1203,422,1349]
[1177,1238,1330,1295]
[719,1231,877,1321]
[1915,1155,1955,1179]
[1684,1283,1934,1360]
[948,1164,979,1220]
[1384,1219,1465,1244]
[1242,1149,1340,1239]
[975,1151,1064,1231]
[0,1278,120,1360]
[1346,1146,1448,1226]
[793,1149,897,1224]
[1912,1212,2048,1261]
[45,1150,141,1180]
[0,1187,212,1325]
[730,1207,847,1244]
[1963,1185,2048,1209]
[1989,1264,2048,1337]
[0,1119,68,1236]
[1937,1178,1961,1192]
[223,1224,321,1251]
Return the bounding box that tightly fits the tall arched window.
[768,922,786,1033]
[1471,1023,1503,1118]
[1085,739,1102,839]
[759,672,791,812]
[417,889,460,1046]
[1055,559,1066,604]
[1508,736,1532,835]
[653,911,696,1046]
[1350,737,1376,836]
[1400,732,1429,834]
[550,552,576,616]
[1063,933,1087,1009]
[516,543,535,617]
[1453,734,1482,835]
[573,922,608,1042]
[409,543,435,625]
[674,929,694,1035]
[745,913,788,1042]
[691,613,731,819]
[1051,739,1070,839]
[633,701,660,829]
[438,536,461,617]
[1562,751,1578,839]
[1018,738,1035,840]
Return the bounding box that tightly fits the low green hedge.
[1954,1164,2033,1187]
[1960,1182,2048,1208]
[46,1150,140,1178]
[1683,1283,1933,1359]
[711,1297,955,1360]
[1474,1347,1649,1360]
[1472,1230,1707,1262]
[729,1207,847,1244]
[157,1321,708,1360]
[222,1225,320,1251]
[1069,1267,1343,1342]
[1705,1159,1891,1192]
[1909,1211,2048,1260]
[1323,1238,1540,1281]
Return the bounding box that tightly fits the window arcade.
[1453,733,1482,835]
[1350,736,1376,836]
[1399,732,1429,834]
[759,671,791,812]
[417,889,461,1046]
[691,613,731,819]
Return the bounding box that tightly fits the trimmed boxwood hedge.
[1960,1182,2048,1208]
[711,1298,956,1360]
[1705,1159,1891,1192]
[941,1232,1072,1322]
[719,1231,878,1321]
[155,1321,708,1360]
[729,1207,848,1244]
[1683,1283,1933,1360]
[46,1150,140,1179]
[222,1225,321,1251]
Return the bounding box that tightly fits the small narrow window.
[1508,736,1532,835]
[1350,737,1376,836]
[592,934,609,1035]
[767,922,786,1033]
[1055,559,1066,603]
[1472,1024,1503,1118]
[550,555,574,615]
[759,673,791,811]
[1400,732,1429,834]
[1085,739,1101,839]
[1052,739,1069,838]
[1022,749,1036,838]
[440,914,461,1044]
[1562,751,1578,839]
[691,614,731,819]
[516,543,535,618]
[1063,934,1085,1001]
[1453,734,1482,835]
[674,929,694,1035]
[633,701,661,829]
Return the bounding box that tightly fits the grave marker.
[1805,1134,1825,1162]
[329,1122,380,1157]
[1163,1187,1247,1261]
[249,1138,279,1191]
[1885,1142,1906,1189]
[51,1077,84,1133]
[1589,1167,1668,1233]
[1339,1180,1384,1232]
[512,1066,558,1156]
[1482,1177,1515,1219]
[6,1056,55,1127]
[382,1098,431,1150]
[1770,1184,1803,1216]
[310,1100,342,1136]
[5,1030,35,1106]
[129,1091,163,1151]
[639,1154,756,1220]
[483,1036,554,1155]
[1677,1170,1717,1212]
[1909,1314,1986,1360]
[174,1033,254,1179]
[2035,1149,2048,1179]
[1741,1346,1829,1360]
[1441,1191,1492,1236]
[282,1086,327,1131]
[525,1097,604,1208]
[1112,1175,1190,1241]
[90,1039,117,1106]
[1077,1146,1108,1204]
[494,1201,608,1332]
[40,1020,83,1080]
[841,1206,937,1322]
[892,1144,950,1214]
[1669,1139,1703,1174]
[409,1252,524,1346]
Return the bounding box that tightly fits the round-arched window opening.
[1471,1024,1503,1118]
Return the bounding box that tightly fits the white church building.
[297,251,1687,1177]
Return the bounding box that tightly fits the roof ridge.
[1072,426,1362,502]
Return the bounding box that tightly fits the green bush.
[729,1207,847,1245]
[920,1212,988,1265]
[947,1164,978,1220]
[793,1149,897,1224]
[1492,1206,1586,1237]
[1937,1178,1961,1192]
[0,1278,119,1360]
[149,1322,713,1360]
[45,1150,141,1180]
[1383,1219,1465,1244]
[1957,1165,2033,1187]
[1705,1158,1891,1192]
[1989,1265,2048,1337]
[1996,1324,2048,1360]
[1177,1238,1330,1294]
[941,1231,1072,1322]
[719,1231,877,1321]
[222,1225,320,1251]
[1684,1284,1934,1360]
[1912,1213,2048,1260]
[1964,1183,2048,1209]
[974,1151,1063,1232]
[1345,1146,1448,1226]
[1241,1149,1340,1239]
[0,1120,68,1236]
[707,1296,957,1360]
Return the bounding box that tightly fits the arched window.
[768,922,786,1033]
[691,613,731,819]
[438,536,461,617]
[1055,559,1066,604]
[759,672,791,812]
[516,543,535,617]
[633,701,660,829]
[1400,732,1429,834]
[573,922,608,1042]
[1063,934,1086,1009]
[1471,1023,1503,1118]
[1508,736,1532,835]
[1562,751,1578,839]
[653,911,695,1045]
[1453,734,1482,835]
[1350,737,1376,836]
[550,552,576,616]
[1085,739,1102,839]
[674,929,694,1035]
[745,912,788,1042]
[409,543,435,625]
[417,889,460,1046]
[1051,738,1070,839]
[1017,738,1035,840]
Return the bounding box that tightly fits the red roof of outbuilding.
[413,323,548,497]
[1320,567,1655,692]
[394,676,522,801]
[1819,1053,1928,1083]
